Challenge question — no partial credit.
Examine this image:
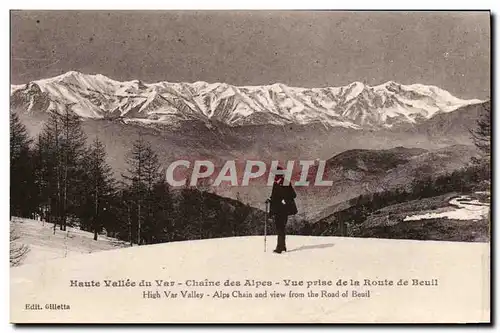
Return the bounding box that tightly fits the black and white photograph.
[9,10,491,323]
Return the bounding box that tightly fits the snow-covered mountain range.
[10,71,483,129]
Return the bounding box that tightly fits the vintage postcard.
[9,10,491,323]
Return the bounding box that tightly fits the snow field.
[11,235,489,323]
[404,195,490,222]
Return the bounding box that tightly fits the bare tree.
[36,105,87,232]
[10,223,30,267]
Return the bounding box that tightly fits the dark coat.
[269,181,297,216]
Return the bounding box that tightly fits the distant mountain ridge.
[10,71,483,129]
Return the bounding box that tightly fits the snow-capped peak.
[10,71,484,129]
[343,81,366,101]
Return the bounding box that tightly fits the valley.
[10,71,490,239]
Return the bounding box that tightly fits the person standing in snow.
[269,167,297,254]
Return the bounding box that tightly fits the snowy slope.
[404,194,490,222]
[11,235,489,323]
[10,71,483,129]
[10,218,129,266]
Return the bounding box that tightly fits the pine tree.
[33,128,58,225]
[110,186,135,246]
[195,177,212,239]
[10,112,36,218]
[41,111,63,231]
[231,201,251,236]
[122,137,161,245]
[176,186,202,240]
[59,105,88,230]
[470,102,491,189]
[470,102,491,160]
[35,106,88,231]
[124,137,161,190]
[147,177,174,244]
[81,137,115,240]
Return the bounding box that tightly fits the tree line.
[10,108,267,245]
[10,102,491,242]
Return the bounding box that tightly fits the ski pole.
[264,199,269,252]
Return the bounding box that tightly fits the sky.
[10,11,490,99]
